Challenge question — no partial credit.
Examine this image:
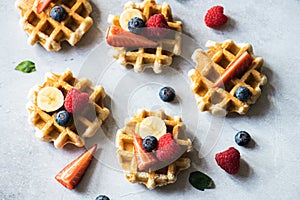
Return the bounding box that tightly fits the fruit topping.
[142,136,158,152]
[106,26,158,48]
[37,86,64,112]
[146,14,170,38]
[136,116,167,139]
[55,110,71,126]
[119,9,144,31]
[64,88,89,114]
[215,147,240,174]
[50,6,67,22]
[213,51,253,88]
[156,133,181,162]
[96,195,110,200]
[55,144,97,190]
[159,86,176,102]
[37,0,52,14]
[133,134,158,171]
[235,131,251,146]
[235,86,252,101]
[128,17,145,34]
[204,6,228,28]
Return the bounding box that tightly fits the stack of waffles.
[189,40,267,116]
[16,0,93,51]
[27,70,110,148]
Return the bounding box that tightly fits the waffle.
[116,110,192,189]
[188,40,267,116]
[108,0,182,73]
[26,70,110,148]
[16,0,93,51]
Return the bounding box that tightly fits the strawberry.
[106,26,158,48]
[64,88,89,114]
[204,6,228,28]
[55,144,97,190]
[133,134,158,171]
[215,147,240,174]
[37,0,52,14]
[213,51,253,88]
[156,133,181,162]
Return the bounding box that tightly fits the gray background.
[1,0,300,199]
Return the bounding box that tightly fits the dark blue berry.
[95,195,110,200]
[50,6,67,22]
[235,86,252,101]
[142,136,158,152]
[128,17,145,34]
[159,86,176,102]
[55,110,71,126]
[235,131,251,146]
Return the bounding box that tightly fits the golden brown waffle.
[108,0,182,73]
[26,70,110,148]
[188,40,267,116]
[116,110,192,189]
[16,0,93,51]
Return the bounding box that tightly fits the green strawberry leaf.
[189,171,214,191]
[15,60,36,73]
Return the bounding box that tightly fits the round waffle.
[115,109,192,189]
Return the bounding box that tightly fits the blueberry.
[142,136,158,152]
[128,17,145,34]
[235,86,252,101]
[55,110,71,126]
[159,86,176,102]
[50,6,67,22]
[235,131,251,146]
[95,195,110,200]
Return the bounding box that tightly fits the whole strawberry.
[156,133,181,162]
[146,14,170,38]
[64,88,89,114]
[204,6,228,28]
[215,147,240,174]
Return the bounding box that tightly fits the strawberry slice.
[37,0,52,14]
[106,26,158,48]
[213,52,253,88]
[133,134,158,171]
[55,144,97,190]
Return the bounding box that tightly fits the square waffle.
[116,110,192,189]
[16,0,93,51]
[26,69,110,148]
[188,40,267,116]
[107,0,182,73]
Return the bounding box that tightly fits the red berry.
[146,14,170,38]
[215,147,240,174]
[64,88,89,114]
[204,6,228,28]
[156,133,181,162]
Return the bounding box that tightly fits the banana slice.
[136,116,167,139]
[37,86,64,112]
[119,9,144,31]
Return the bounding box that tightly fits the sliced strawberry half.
[106,26,158,48]
[133,134,158,171]
[37,0,52,14]
[213,52,253,88]
[55,144,97,190]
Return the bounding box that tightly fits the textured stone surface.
[1,0,300,199]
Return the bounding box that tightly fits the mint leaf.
[15,60,36,73]
[189,171,214,191]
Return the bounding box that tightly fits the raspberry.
[215,147,240,174]
[146,14,170,38]
[204,6,228,28]
[156,133,181,162]
[64,88,89,114]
